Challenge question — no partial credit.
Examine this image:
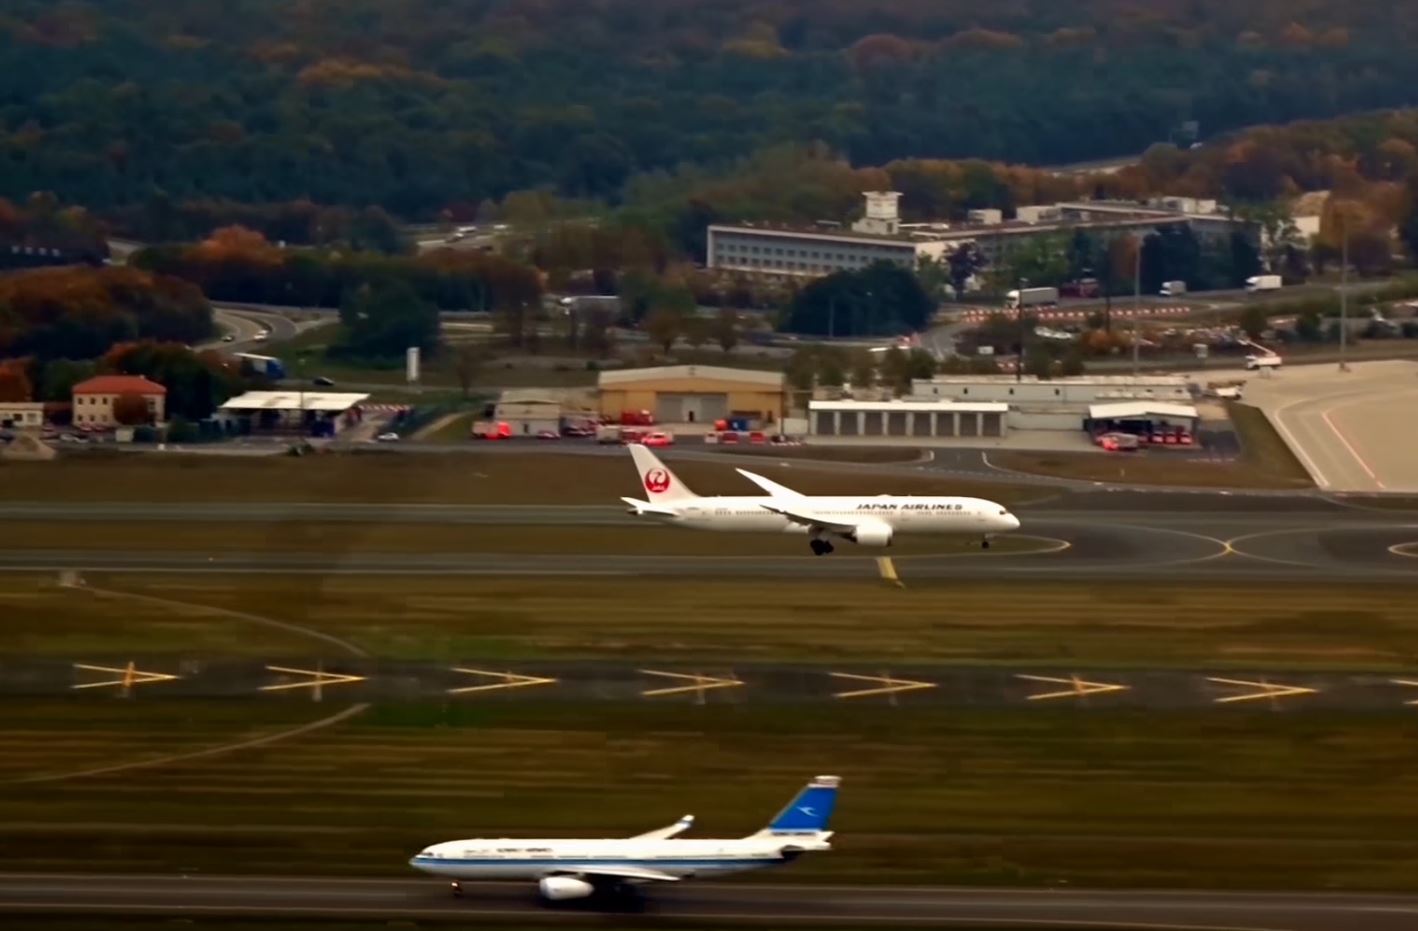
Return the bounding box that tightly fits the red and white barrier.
[958,306,1192,323]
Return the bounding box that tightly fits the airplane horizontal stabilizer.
[621,496,680,517]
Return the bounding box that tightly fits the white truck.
[1160,280,1187,297]
[1245,274,1282,292]
[1004,286,1060,310]
[1245,354,1282,370]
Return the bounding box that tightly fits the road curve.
[2,873,1416,929]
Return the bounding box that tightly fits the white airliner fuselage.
[411,776,840,902]
[620,446,1019,555]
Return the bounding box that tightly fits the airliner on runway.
[621,445,1019,554]
[410,775,840,901]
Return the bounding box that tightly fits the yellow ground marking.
[830,672,936,700]
[261,664,366,701]
[1016,674,1129,701]
[448,668,558,695]
[639,669,744,699]
[876,556,904,587]
[72,662,179,692]
[1390,679,1418,705]
[1388,542,1418,559]
[1207,676,1317,704]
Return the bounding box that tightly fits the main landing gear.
[809,538,835,556]
[981,537,991,550]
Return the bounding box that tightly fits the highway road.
[3,503,1416,581]
[1,873,1415,929]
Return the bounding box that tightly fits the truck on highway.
[1159,280,1187,297]
[1245,274,1282,292]
[1004,286,1059,310]
[234,353,286,379]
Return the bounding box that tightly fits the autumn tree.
[642,308,684,355]
[112,393,152,426]
[712,308,740,354]
[0,361,33,402]
[451,342,486,399]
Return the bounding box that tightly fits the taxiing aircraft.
[620,445,1019,555]
[409,775,841,901]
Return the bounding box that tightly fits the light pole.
[1016,276,1028,383]
[1131,236,1142,378]
[1339,218,1350,373]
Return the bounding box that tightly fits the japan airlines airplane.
[410,775,840,902]
[621,445,1019,555]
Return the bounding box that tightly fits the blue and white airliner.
[410,775,840,901]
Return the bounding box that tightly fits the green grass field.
[0,452,1040,505]
[4,702,1418,891]
[9,574,1418,670]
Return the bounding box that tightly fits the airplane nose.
[1006,513,1021,531]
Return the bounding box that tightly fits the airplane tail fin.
[629,444,697,503]
[748,775,840,843]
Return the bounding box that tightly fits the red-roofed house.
[72,375,167,427]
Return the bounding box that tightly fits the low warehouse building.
[809,400,1008,440]
[909,375,1194,433]
[219,390,370,436]
[1086,401,1200,437]
[598,365,784,427]
[493,389,563,436]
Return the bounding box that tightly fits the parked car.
[642,431,674,447]
[375,432,400,442]
[221,334,235,342]
[312,376,335,387]
[536,430,560,440]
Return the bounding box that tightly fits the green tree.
[785,262,932,337]
[1240,304,1269,339]
[848,349,877,389]
[335,281,440,359]
[946,243,986,298]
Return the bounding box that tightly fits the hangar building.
[598,365,784,427]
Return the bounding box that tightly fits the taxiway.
[2,873,1416,929]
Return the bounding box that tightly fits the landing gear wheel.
[450,882,464,898]
[823,541,834,554]
[810,539,826,556]
[981,538,991,550]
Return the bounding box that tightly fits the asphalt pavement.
[4,502,1416,582]
[1,873,1415,929]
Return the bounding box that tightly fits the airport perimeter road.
[2,874,1416,930]
[1244,360,1418,493]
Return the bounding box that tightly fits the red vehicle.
[620,410,655,426]
[718,431,740,444]
[748,431,766,445]
[642,431,674,447]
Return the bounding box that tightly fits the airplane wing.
[757,501,859,534]
[621,496,680,518]
[550,865,682,884]
[630,814,694,841]
[735,468,805,499]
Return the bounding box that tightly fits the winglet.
[735,468,804,499]
[631,814,695,841]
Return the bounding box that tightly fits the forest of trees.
[4,1,1418,218]
[132,227,544,314]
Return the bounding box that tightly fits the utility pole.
[1339,218,1350,373]
[1131,237,1141,378]
[1016,276,1028,383]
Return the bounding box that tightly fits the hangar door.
[656,392,729,424]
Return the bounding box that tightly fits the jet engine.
[848,521,893,547]
[538,876,596,901]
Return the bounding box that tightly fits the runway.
[3,502,1417,581]
[3,873,1417,929]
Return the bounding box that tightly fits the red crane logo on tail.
[644,469,671,494]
